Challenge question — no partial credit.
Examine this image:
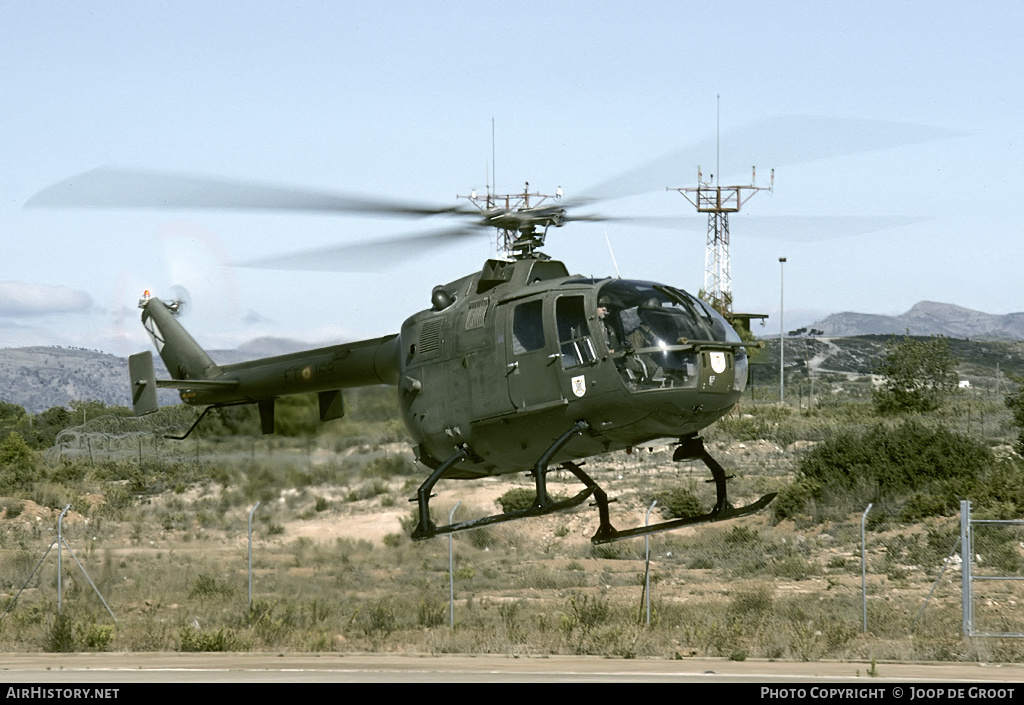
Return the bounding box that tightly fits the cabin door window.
[556,296,597,370]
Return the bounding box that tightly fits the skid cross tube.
[165,401,253,440]
[411,421,590,541]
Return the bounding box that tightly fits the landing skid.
[411,421,595,540]
[590,437,777,544]
[410,423,775,544]
[590,492,776,544]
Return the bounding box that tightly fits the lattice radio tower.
[667,104,773,315]
[668,167,772,314]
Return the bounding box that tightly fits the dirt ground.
[282,439,789,546]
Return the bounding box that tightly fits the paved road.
[1,653,1023,684]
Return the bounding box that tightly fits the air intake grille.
[418,319,444,355]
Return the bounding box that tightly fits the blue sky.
[3,1,1021,355]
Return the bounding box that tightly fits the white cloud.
[0,282,94,317]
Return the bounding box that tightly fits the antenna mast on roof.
[459,119,562,258]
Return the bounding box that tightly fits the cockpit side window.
[556,296,597,369]
[512,299,545,355]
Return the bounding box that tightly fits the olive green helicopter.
[29,163,779,545]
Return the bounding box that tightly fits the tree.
[0,431,37,490]
[28,406,73,449]
[68,399,132,424]
[0,401,27,425]
[1006,375,1024,454]
[872,334,959,414]
[0,401,28,441]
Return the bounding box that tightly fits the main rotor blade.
[563,212,698,230]
[565,214,926,240]
[727,214,928,241]
[578,115,961,203]
[239,225,480,272]
[26,166,470,218]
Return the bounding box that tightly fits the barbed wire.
[44,407,199,465]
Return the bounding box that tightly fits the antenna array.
[668,167,772,313]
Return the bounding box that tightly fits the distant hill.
[0,347,131,413]
[811,301,1024,340]
[207,337,319,365]
[2,306,1022,415]
[0,336,318,414]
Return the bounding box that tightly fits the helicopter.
[29,167,779,545]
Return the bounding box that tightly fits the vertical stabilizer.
[139,295,220,381]
[128,350,159,416]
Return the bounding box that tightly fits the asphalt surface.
[2,652,1024,684]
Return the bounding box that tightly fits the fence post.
[961,499,972,636]
[861,503,872,633]
[644,500,657,626]
[57,504,70,613]
[449,502,460,629]
[249,502,260,607]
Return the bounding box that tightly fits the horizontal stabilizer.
[154,378,240,391]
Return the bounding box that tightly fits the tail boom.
[178,334,401,406]
[132,296,400,426]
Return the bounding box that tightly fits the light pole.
[779,257,787,403]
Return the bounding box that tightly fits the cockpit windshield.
[596,280,747,392]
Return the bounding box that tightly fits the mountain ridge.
[811,301,1024,340]
[1,301,1021,413]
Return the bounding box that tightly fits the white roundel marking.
[710,352,727,374]
[571,375,587,397]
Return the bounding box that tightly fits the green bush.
[0,432,37,491]
[498,488,536,513]
[44,612,77,653]
[188,573,234,600]
[714,405,797,446]
[1005,380,1024,454]
[562,592,610,637]
[653,486,703,519]
[360,597,398,648]
[361,455,415,479]
[728,582,775,619]
[873,335,959,414]
[724,525,761,546]
[179,625,247,652]
[772,478,822,522]
[42,611,115,653]
[0,497,23,518]
[973,458,1024,518]
[417,595,446,628]
[496,486,571,514]
[774,421,993,523]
